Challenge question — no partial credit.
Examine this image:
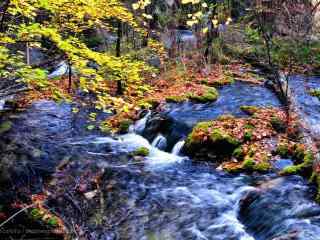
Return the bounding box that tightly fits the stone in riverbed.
[0,121,12,134]
[184,123,240,161]
[188,87,219,103]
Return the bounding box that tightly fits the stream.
[1,79,320,239]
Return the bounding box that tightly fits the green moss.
[310,89,320,100]
[292,144,305,161]
[207,76,235,88]
[314,174,320,203]
[276,143,289,158]
[210,129,240,147]
[233,147,245,160]
[243,130,253,141]
[131,147,150,157]
[119,119,133,133]
[281,151,314,176]
[185,122,212,147]
[188,87,219,103]
[166,95,187,103]
[217,114,235,121]
[241,156,271,173]
[270,116,286,132]
[99,122,112,133]
[242,157,255,170]
[244,124,255,130]
[185,125,239,159]
[30,208,43,220]
[0,121,12,134]
[46,217,59,227]
[240,106,259,115]
[281,165,301,175]
[254,162,271,172]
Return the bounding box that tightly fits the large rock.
[183,123,240,161]
[239,176,320,240]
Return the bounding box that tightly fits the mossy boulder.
[291,144,306,161]
[241,156,271,173]
[242,157,255,170]
[280,151,314,176]
[243,130,253,141]
[310,173,320,203]
[310,89,320,100]
[233,147,245,160]
[254,162,272,172]
[217,114,235,121]
[188,87,219,103]
[240,106,259,115]
[166,95,187,103]
[118,119,133,133]
[270,116,286,133]
[0,121,12,134]
[184,124,240,161]
[276,143,290,158]
[131,147,150,157]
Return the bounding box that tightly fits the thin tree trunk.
[26,42,30,65]
[0,0,10,33]
[116,21,122,57]
[68,61,72,93]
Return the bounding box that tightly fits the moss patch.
[240,106,259,115]
[242,157,255,170]
[270,116,286,133]
[0,121,12,134]
[310,89,320,100]
[188,87,219,103]
[165,95,187,103]
[276,143,290,158]
[233,147,245,160]
[131,147,150,157]
[184,123,240,161]
[280,151,314,176]
[118,119,133,134]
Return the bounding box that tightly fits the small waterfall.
[172,140,185,155]
[151,134,167,151]
[48,61,69,79]
[130,112,151,134]
[0,99,5,111]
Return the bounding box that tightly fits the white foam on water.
[130,112,151,134]
[48,61,69,79]
[151,134,167,150]
[172,140,185,155]
[93,133,185,166]
[0,99,5,110]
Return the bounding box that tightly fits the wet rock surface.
[239,176,320,240]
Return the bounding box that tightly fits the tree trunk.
[0,0,10,33]
[68,61,72,93]
[26,42,30,65]
[116,21,122,57]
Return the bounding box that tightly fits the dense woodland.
[1,0,320,239]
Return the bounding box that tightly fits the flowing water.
[152,134,168,151]
[2,81,320,239]
[289,75,320,137]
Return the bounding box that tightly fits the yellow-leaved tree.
[0,0,153,113]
